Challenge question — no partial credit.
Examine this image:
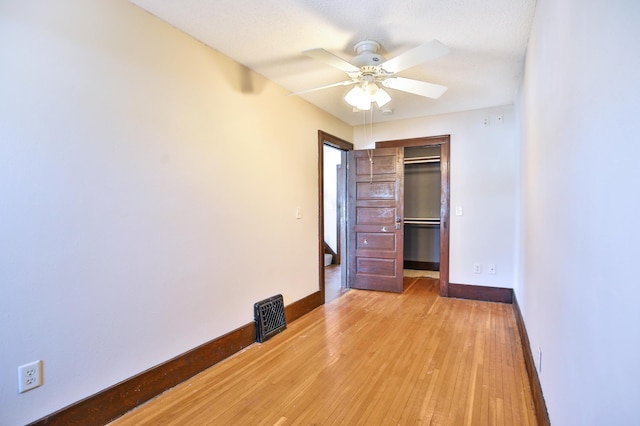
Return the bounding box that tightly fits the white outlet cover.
[18,360,42,393]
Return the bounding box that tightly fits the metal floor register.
[254,294,286,343]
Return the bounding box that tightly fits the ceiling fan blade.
[288,80,356,96]
[303,48,360,73]
[381,40,450,74]
[382,77,448,99]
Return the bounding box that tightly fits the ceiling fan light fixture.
[344,83,391,110]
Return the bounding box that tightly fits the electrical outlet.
[482,117,490,127]
[487,263,496,274]
[473,263,482,274]
[18,360,43,393]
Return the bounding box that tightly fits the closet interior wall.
[404,146,441,271]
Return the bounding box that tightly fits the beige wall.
[0,1,350,424]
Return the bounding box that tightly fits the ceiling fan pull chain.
[362,109,374,183]
[369,108,374,183]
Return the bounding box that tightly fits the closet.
[403,146,441,271]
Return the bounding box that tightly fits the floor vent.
[254,294,286,343]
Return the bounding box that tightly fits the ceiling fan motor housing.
[351,40,386,68]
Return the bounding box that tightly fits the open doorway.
[323,144,346,303]
[318,131,353,304]
[403,144,442,281]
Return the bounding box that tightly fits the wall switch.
[18,360,43,393]
[487,263,496,274]
[496,114,504,125]
[455,206,463,216]
[473,263,482,274]
[295,207,302,219]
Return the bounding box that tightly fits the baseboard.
[285,291,322,324]
[403,260,439,271]
[512,293,551,426]
[448,283,513,304]
[29,291,323,426]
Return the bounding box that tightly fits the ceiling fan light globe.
[356,99,371,110]
[374,88,392,108]
[366,83,379,97]
[344,86,366,108]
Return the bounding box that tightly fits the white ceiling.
[130,0,536,126]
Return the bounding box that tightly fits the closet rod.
[404,156,441,164]
[404,217,441,226]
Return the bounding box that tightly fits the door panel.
[356,258,396,276]
[356,207,396,225]
[355,155,397,174]
[348,148,404,293]
[356,233,395,250]
[356,182,396,200]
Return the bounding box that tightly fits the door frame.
[376,135,451,297]
[318,131,354,305]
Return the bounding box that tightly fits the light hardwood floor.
[110,277,537,425]
[325,264,347,303]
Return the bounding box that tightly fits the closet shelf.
[404,217,441,226]
[404,156,441,164]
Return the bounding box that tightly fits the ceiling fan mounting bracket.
[353,40,380,55]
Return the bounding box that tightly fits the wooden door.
[347,148,404,293]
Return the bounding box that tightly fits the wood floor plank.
[109,278,537,425]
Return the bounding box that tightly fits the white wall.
[323,146,342,254]
[516,0,640,424]
[0,1,351,424]
[354,105,518,288]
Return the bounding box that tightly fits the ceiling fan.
[291,39,450,111]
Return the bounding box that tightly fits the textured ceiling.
[130,0,536,126]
